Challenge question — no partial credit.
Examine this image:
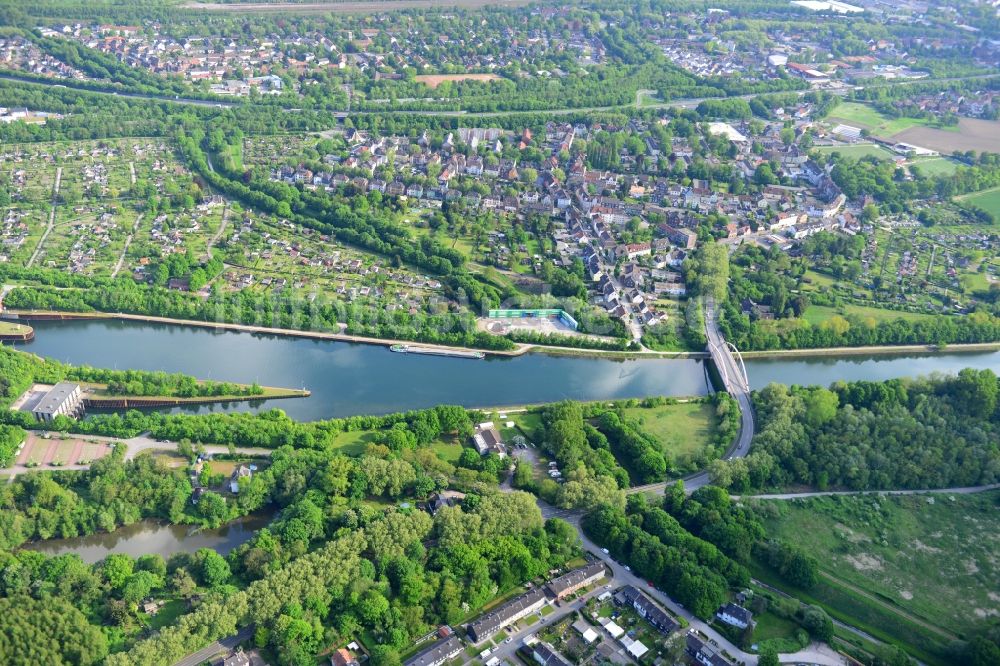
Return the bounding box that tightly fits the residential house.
[471,422,507,458]
[466,589,547,643]
[716,603,754,630]
[545,562,605,599]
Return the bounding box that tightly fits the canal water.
[23,511,274,564]
[13,318,1000,420]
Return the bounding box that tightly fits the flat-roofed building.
[545,562,606,599]
[467,589,547,643]
[31,382,84,422]
[404,636,463,666]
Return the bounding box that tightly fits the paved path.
[205,204,230,262]
[738,483,1000,500]
[5,431,273,480]
[111,213,144,278]
[171,626,254,666]
[122,433,273,460]
[26,166,61,268]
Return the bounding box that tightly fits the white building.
[31,382,84,422]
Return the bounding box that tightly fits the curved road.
[627,298,755,496]
[544,508,846,666]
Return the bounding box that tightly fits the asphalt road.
[547,509,846,666]
[625,298,755,496]
[172,625,254,666]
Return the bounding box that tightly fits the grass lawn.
[814,144,896,160]
[0,321,33,336]
[146,599,187,631]
[801,269,839,292]
[428,437,464,464]
[621,400,718,460]
[801,303,936,326]
[754,492,1000,641]
[908,157,960,177]
[751,612,805,652]
[826,103,950,137]
[328,430,379,456]
[956,185,1000,218]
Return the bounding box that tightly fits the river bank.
[739,341,1000,359]
[22,510,276,564]
[13,308,999,361]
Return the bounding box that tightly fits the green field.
[957,186,1000,218]
[814,144,896,160]
[328,429,379,456]
[755,492,1000,644]
[802,303,936,326]
[751,612,806,653]
[621,400,718,460]
[826,102,951,138]
[908,157,960,177]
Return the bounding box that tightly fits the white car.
[601,548,609,554]
[624,565,631,572]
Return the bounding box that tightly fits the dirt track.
[183,0,531,12]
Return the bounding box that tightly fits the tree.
[197,549,231,587]
[370,645,401,666]
[358,591,390,625]
[798,605,834,642]
[758,646,780,666]
[803,388,839,427]
[101,553,134,590]
[0,596,108,665]
[953,368,998,418]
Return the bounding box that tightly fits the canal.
[13,318,1000,421]
[23,511,274,564]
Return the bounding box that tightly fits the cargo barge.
[389,344,485,359]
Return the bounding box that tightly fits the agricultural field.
[801,303,937,326]
[957,186,1000,218]
[892,117,1000,155]
[753,492,1000,647]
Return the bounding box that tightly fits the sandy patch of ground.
[912,539,942,554]
[836,523,870,543]
[415,73,502,88]
[845,553,884,572]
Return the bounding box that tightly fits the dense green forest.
[709,371,1000,492]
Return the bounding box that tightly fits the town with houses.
[1,1,1000,666]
